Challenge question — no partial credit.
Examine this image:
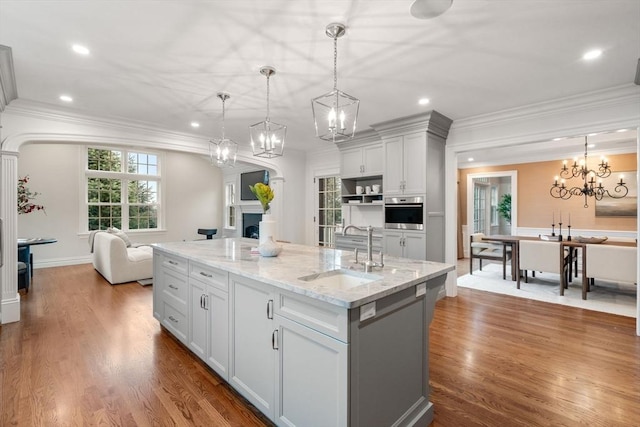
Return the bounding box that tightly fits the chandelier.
[550,136,628,207]
[250,66,286,158]
[210,92,238,167]
[311,22,359,143]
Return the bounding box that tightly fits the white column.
[269,176,284,242]
[1,150,20,323]
[444,145,458,297]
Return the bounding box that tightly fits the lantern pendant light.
[210,92,238,167]
[250,66,286,158]
[311,22,359,143]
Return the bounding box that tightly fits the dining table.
[18,237,58,278]
[484,234,637,300]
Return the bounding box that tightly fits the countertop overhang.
[153,238,454,309]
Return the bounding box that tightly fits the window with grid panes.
[318,176,342,247]
[86,147,160,231]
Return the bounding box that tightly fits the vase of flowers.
[18,176,46,215]
[250,182,277,246]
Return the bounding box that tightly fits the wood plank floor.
[1,263,638,426]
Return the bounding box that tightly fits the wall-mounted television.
[240,170,270,201]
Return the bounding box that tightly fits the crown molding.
[448,84,640,148]
[371,110,452,139]
[0,45,18,112]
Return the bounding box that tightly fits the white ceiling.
[1,0,639,157]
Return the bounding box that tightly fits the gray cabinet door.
[275,314,347,427]
[384,136,404,195]
[229,274,276,419]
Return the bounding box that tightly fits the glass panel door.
[317,176,342,247]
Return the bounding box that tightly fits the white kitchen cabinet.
[188,277,229,379]
[384,230,426,260]
[384,132,426,195]
[154,255,189,344]
[274,314,348,427]
[229,274,277,419]
[189,278,208,360]
[340,144,383,178]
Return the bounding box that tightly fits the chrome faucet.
[342,225,383,272]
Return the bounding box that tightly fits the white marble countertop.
[153,238,454,309]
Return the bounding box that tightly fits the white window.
[225,182,236,229]
[85,147,161,231]
[490,186,499,226]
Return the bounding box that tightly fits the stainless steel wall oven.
[384,196,424,230]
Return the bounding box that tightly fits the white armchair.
[470,233,512,280]
[585,244,637,298]
[518,240,568,290]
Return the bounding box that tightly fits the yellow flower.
[249,182,274,214]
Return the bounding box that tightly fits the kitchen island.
[153,238,454,427]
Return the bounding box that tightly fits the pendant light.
[311,22,359,143]
[210,92,238,167]
[250,66,286,158]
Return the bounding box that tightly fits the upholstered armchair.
[470,233,512,280]
[585,244,637,298]
[518,240,569,290]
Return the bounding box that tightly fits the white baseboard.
[33,255,92,269]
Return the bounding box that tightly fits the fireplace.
[243,213,261,239]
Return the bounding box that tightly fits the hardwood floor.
[2,264,638,426]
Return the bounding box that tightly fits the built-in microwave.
[384,196,424,230]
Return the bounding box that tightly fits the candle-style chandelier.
[210,92,238,167]
[311,22,359,143]
[250,66,286,158]
[550,136,628,207]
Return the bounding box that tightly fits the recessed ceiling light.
[588,144,596,148]
[59,95,73,102]
[552,137,565,141]
[467,157,474,162]
[72,44,90,55]
[582,49,602,60]
[616,128,628,132]
[587,132,598,136]
[418,98,430,105]
[190,122,200,128]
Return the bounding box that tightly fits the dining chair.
[585,244,637,299]
[518,240,569,290]
[470,233,512,280]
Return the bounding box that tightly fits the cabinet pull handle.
[169,284,178,290]
[168,260,178,265]
[200,294,204,308]
[199,271,213,278]
[204,295,209,310]
[272,330,279,350]
[267,299,274,319]
[168,316,178,323]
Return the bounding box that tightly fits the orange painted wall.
[459,153,637,232]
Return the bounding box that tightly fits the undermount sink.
[298,268,382,290]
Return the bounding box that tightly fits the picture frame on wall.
[595,171,638,217]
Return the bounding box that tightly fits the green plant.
[497,193,511,224]
[249,182,274,214]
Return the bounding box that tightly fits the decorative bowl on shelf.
[575,236,608,244]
